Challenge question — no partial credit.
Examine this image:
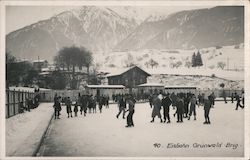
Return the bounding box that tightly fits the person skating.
[231,92,234,103]
[183,94,189,118]
[53,97,61,119]
[150,94,163,123]
[81,95,88,116]
[74,102,78,117]
[65,97,73,118]
[222,90,227,104]
[188,95,197,120]
[241,91,244,108]
[161,93,172,123]
[176,96,184,123]
[98,96,104,113]
[125,95,135,127]
[116,96,126,119]
[203,96,212,124]
[105,95,109,108]
[170,92,177,109]
[209,92,215,108]
[235,93,243,110]
[149,94,153,108]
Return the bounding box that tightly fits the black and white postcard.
[0,0,249,159]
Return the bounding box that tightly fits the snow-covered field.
[6,103,54,156]
[96,45,244,80]
[37,102,244,157]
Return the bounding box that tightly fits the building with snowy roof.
[107,66,151,91]
[137,83,165,95]
[86,85,128,99]
[164,86,197,94]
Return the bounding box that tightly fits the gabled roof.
[107,66,151,77]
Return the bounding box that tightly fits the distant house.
[107,66,151,91]
[164,86,197,94]
[137,83,165,95]
[86,85,127,99]
[32,60,48,71]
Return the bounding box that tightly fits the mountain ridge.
[6,6,244,62]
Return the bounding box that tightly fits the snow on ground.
[38,102,244,157]
[6,103,54,156]
[148,74,244,90]
[96,45,244,81]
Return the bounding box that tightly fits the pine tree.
[191,52,196,67]
[196,51,203,67]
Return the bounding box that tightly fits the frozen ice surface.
[38,102,244,157]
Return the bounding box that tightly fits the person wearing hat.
[125,95,135,127]
[161,93,172,123]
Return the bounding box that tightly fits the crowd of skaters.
[53,94,110,119]
[52,90,244,127]
[148,90,244,125]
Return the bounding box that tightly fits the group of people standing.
[149,92,215,125]
[53,94,110,119]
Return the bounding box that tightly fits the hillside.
[97,44,244,89]
[6,6,139,62]
[6,6,244,63]
[115,6,244,51]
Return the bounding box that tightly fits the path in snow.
[6,103,54,156]
[37,102,244,157]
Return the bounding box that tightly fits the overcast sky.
[6,6,213,34]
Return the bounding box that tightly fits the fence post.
[13,90,15,116]
[7,90,10,118]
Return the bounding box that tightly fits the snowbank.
[6,103,54,156]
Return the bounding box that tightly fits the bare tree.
[54,46,93,89]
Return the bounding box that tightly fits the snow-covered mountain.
[115,6,244,51]
[6,6,140,62]
[6,6,244,63]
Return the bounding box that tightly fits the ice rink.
[37,101,244,157]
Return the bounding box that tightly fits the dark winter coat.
[176,99,184,114]
[162,97,172,108]
[151,97,162,118]
[204,99,211,111]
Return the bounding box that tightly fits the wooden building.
[164,86,197,94]
[86,85,127,99]
[137,83,165,95]
[107,66,151,91]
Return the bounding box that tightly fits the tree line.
[6,45,97,90]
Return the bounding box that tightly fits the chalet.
[107,66,151,91]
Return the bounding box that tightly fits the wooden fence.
[6,89,35,118]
